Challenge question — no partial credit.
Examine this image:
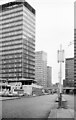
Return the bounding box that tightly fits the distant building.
[47,66,52,87]
[0,0,36,83]
[53,83,59,87]
[63,58,74,87]
[35,51,47,87]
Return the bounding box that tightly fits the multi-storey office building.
[35,51,47,87]
[47,66,52,87]
[0,0,35,83]
[64,58,74,87]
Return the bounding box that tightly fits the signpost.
[57,44,64,108]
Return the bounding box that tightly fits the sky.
[0,0,74,84]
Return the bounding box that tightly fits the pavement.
[48,108,74,119]
[48,94,75,119]
[0,96,20,101]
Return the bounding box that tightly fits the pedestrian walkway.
[48,95,75,119]
[48,108,74,119]
[0,97,19,101]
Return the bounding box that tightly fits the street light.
[57,44,64,108]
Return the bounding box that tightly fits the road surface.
[1,94,75,119]
[2,94,57,118]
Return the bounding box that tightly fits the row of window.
[0,35,22,42]
[2,45,22,50]
[23,5,35,21]
[0,30,22,37]
[2,73,22,77]
[23,23,35,35]
[23,12,35,26]
[23,49,35,56]
[2,60,22,64]
[1,11,23,20]
[1,9,35,28]
[0,32,34,41]
[2,49,22,54]
[23,43,35,51]
[0,16,35,34]
[2,68,22,72]
[2,68,35,73]
[0,5,23,16]
[23,53,35,60]
[1,20,22,28]
[0,4,35,21]
[23,55,35,60]
[2,56,35,64]
[2,47,22,52]
[0,34,35,43]
[23,34,35,43]
[23,36,35,44]
[0,22,22,32]
[0,19,23,30]
[2,52,22,57]
[2,55,22,60]
[23,56,35,62]
[1,29,22,35]
[2,45,34,53]
[23,71,35,75]
[24,48,35,54]
[23,62,35,67]
[23,17,35,31]
[23,39,35,47]
[1,42,22,48]
[1,14,23,24]
[2,49,34,56]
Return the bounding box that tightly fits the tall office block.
[47,66,52,87]
[0,0,35,83]
[64,58,74,87]
[35,51,47,87]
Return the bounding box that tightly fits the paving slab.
[48,108,74,118]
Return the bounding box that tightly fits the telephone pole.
[57,44,64,108]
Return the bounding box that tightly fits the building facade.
[35,51,47,87]
[63,58,74,87]
[0,0,35,82]
[47,66,52,87]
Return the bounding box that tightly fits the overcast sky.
[0,0,74,84]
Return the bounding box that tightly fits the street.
[2,94,57,118]
[1,94,75,119]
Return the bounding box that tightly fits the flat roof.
[0,0,35,15]
[66,58,74,60]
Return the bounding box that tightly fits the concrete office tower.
[64,58,74,87]
[0,0,35,83]
[74,2,76,86]
[47,66,52,87]
[35,51,47,87]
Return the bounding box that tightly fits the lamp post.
[57,44,64,108]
